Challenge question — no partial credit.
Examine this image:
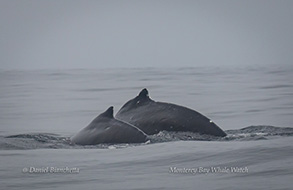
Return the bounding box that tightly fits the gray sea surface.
[0,66,292,190]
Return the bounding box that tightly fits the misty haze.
[0,1,293,190]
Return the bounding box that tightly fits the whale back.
[71,106,147,145]
[116,89,227,137]
[117,88,153,115]
[98,106,114,118]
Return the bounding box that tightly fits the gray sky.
[0,0,292,69]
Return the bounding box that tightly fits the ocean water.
[0,66,293,190]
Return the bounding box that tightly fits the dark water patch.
[139,76,174,81]
[1,133,148,150]
[150,126,293,142]
[71,143,148,150]
[249,168,293,177]
[148,131,222,143]
[231,125,293,135]
[260,84,293,89]
[45,72,74,80]
[264,68,291,75]
[72,85,161,93]
[46,71,74,76]
[74,87,125,92]
[1,125,292,150]
[6,133,63,142]
[2,133,71,150]
[245,109,263,113]
[271,106,293,110]
[279,92,293,96]
[225,125,293,141]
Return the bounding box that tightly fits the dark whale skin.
[116,89,226,137]
[71,106,148,145]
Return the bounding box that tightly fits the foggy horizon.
[1,0,292,70]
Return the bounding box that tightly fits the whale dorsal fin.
[138,88,149,98]
[99,106,114,118]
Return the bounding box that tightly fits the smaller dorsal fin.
[138,88,149,98]
[99,106,114,118]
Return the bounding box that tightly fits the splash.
[1,125,292,150]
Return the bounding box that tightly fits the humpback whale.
[71,106,148,145]
[116,89,226,137]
